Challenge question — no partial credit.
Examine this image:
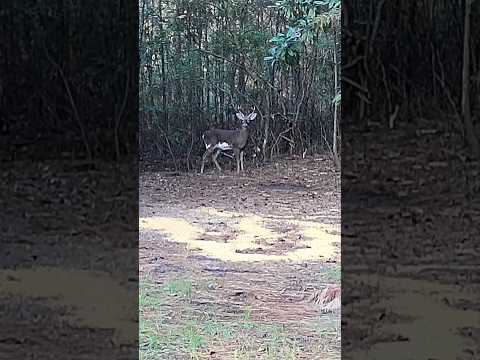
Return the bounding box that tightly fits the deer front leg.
[240,151,245,172]
[201,147,214,173]
[234,148,241,173]
[212,149,222,172]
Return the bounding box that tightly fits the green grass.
[139,282,163,309]
[139,277,332,359]
[139,318,174,360]
[163,279,193,299]
[180,322,206,353]
[258,324,298,360]
[241,306,256,330]
[203,318,236,339]
[324,265,341,282]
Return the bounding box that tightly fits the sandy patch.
[139,207,340,262]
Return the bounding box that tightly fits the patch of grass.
[260,324,298,359]
[139,279,320,359]
[260,339,299,360]
[163,279,193,299]
[241,306,256,330]
[180,322,206,354]
[139,319,173,360]
[232,323,300,360]
[310,317,341,356]
[261,324,285,340]
[203,319,236,339]
[324,265,341,282]
[139,279,177,359]
[139,282,163,309]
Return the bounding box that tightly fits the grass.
[140,278,200,358]
[139,276,339,359]
[163,279,193,299]
[203,318,236,339]
[181,322,206,352]
[139,281,163,309]
[241,305,256,330]
[323,265,341,282]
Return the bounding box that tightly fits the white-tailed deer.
[200,109,257,174]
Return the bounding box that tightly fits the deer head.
[235,107,257,128]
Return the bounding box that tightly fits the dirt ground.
[139,155,341,359]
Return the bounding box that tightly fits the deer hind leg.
[201,147,214,173]
[212,149,222,171]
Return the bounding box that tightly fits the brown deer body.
[200,110,257,174]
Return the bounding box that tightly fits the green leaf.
[332,93,341,105]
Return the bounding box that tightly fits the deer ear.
[235,112,245,120]
[248,113,257,121]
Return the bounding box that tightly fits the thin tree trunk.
[462,0,480,157]
[159,1,167,126]
[332,30,340,169]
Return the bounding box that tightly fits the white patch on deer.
[202,134,211,149]
[215,142,232,150]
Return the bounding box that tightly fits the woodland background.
[139,0,341,171]
[343,0,480,158]
[1,1,479,164]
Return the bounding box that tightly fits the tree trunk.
[462,0,480,158]
[332,30,340,169]
[159,1,167,127]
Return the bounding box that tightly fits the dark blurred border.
[0,1,139,358]
[342,1,480,358]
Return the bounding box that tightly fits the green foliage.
[332,93,341,106]
[265,27,302,66]
[265,0,340,68]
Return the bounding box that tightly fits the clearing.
[139,156,341,359]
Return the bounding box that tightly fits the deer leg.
[234,148,241,173]
[212,149,222,171]
[200,147,214,173]
[240,151,245,172]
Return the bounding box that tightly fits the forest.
[139,0,341,171]
[343,0,480,157]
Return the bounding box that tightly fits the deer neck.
[236,127,249,147]
[240,124,249,134]
[238,126,249,139]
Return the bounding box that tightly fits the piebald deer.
[200,109,257,174]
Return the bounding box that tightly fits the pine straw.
[141,236,340,358]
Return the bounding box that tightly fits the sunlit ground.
[139,206,340,263]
